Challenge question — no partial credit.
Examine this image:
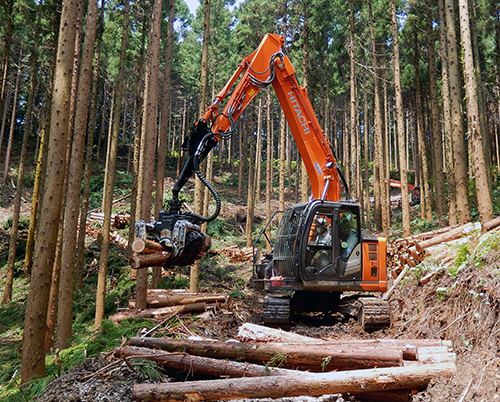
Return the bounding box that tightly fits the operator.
[339,212,358,258]
[309,217,332,271]
[310,217,332,246]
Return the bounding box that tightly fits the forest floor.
[32,231,500,402]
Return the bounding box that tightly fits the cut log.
[410,346,456,364]
[147,294,229,308]
[131,362,456,402]
[237,323,321,343]
[108,303,207,323]
[236,324,452,348]
[384,265,411,301]
[130,252,171,269]
[393,225,459,243]
[132,238,165,254]
[147,289,194,295]
[418,222,480,250]
[483,216,500,232]
[129,295,229,309]
[115,346,303,378]
[129,337,403,371]
[420,271,438,285]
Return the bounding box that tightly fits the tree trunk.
[458,0,493,225]
[391,0,411,237]
[3,0,41,285]
[56,0,99,350]
[362,70,371,230]
[246,121,256,248]
[437,0,457,226]
[414,37,432,222]
[116,346,302,378]
[349,0,359,202]
[382,81,390,238]
[300,25,310,202]
[237,120,243,199]
[254,99,263,204]
[0,0,13,132]
[75,0,106,290]
[370,2,383,233]
[136,0,162,306]
[155,0,175,216]
[445,0,470,224]
[20,0,79,383]
[426,0,446,226]
[191,0,211,293]
[24,73,53,276]
[1,49,23,303]
[108,303,207,323]
[95,0,131,327]
[0,86,11,157]
[127,11,147,259]
[1,48,21,186]
[470,4,490,184]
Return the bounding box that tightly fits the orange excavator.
[138,34,390,331]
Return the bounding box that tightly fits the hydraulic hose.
[184,134,222,223]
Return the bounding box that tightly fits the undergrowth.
[0,239,145,402]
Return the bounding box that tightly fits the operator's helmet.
[317,217,327,226]
[315,217,328,233]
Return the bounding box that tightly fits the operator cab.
[254,200,386,293]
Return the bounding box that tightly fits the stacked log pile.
[88,211,130,229]
[388,216,500,276]
[118,323,456,402]
[108,289,230,323]
[215,244,253,263]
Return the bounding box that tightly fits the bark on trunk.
[135,0,162,307]
[458,0,493,224]
[391,0,411,237]
[108,303,207,323]
[131,363,456,402]
[95,0,131,327]
[129,337,403,371]
[57,0,99,350]
[445,0,470,224]
[115,346,300,378]
[21,0,79,382]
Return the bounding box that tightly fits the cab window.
[338,208,359,259]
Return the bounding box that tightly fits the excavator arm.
[138,34,346,267]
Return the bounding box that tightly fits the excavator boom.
[202,34,342,202]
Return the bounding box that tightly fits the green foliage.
[453,243,470,274]
[2,216,30,231]
[157,272,190,290]
[409,218,440,235]
[436,286,449,301]
[132,358,162,381]
[207,217,233,239]
[492,185,500,216]
[448,232,500,277]
[268,352,288,368]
